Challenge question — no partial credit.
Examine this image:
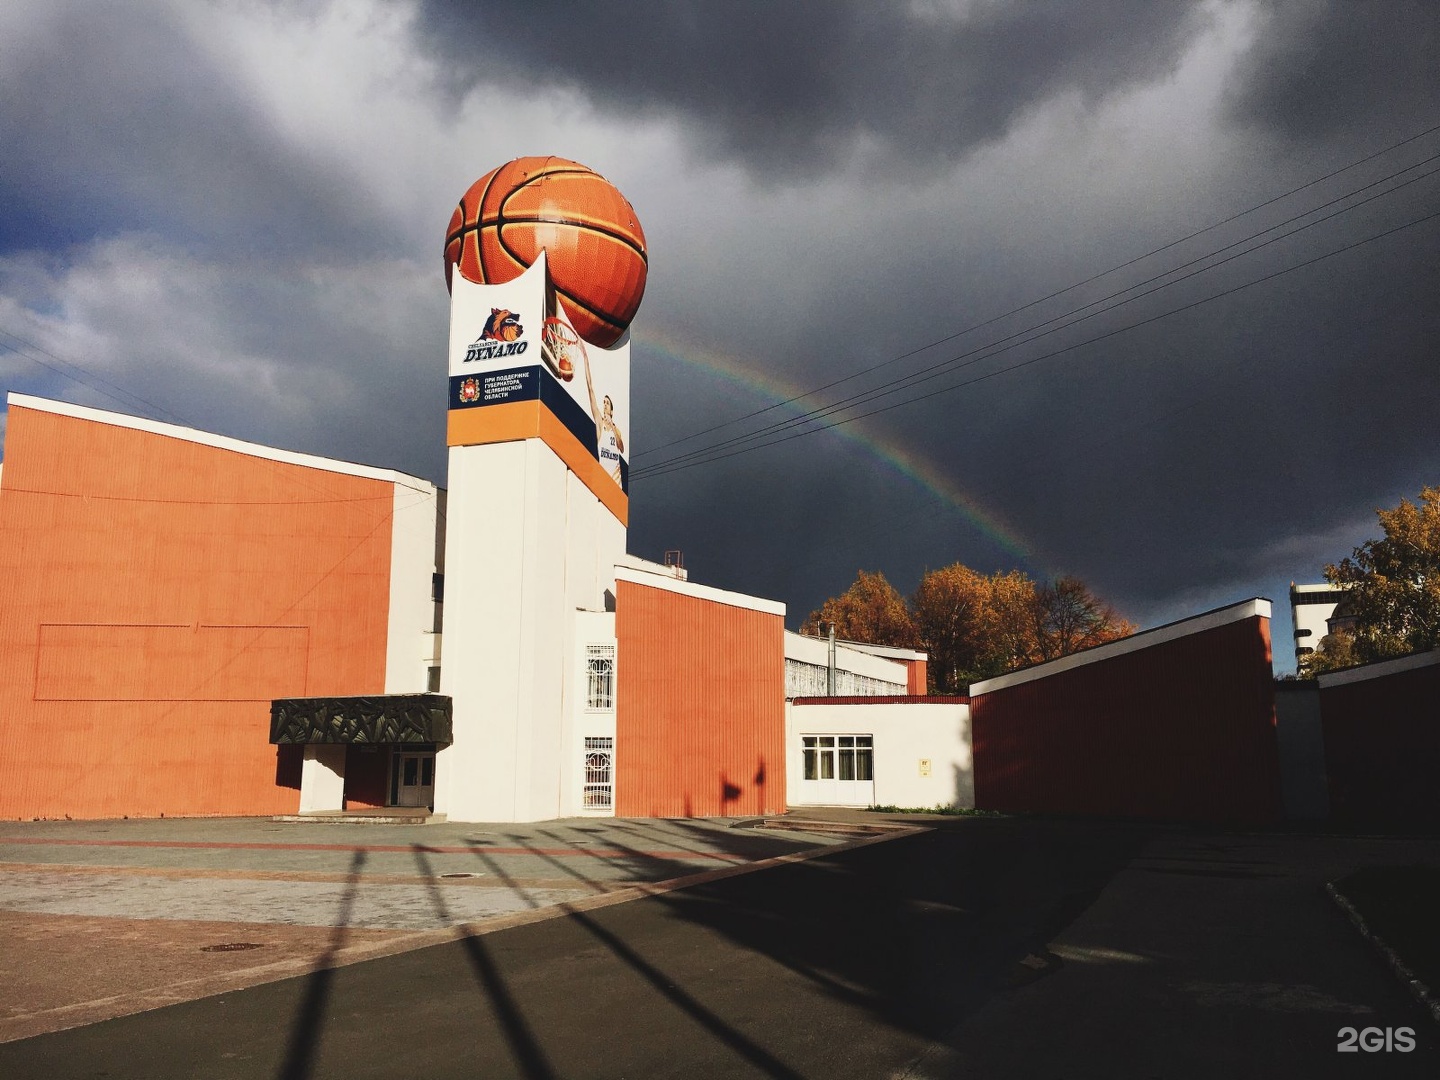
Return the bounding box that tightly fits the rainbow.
[631,325,1049,571]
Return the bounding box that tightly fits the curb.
[753,817,917,836]
[1327,880,1440,1026]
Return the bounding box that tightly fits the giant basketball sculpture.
[444,156,647,348]
[436,157,645,823]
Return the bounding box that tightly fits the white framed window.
[583,735,614,811]
[802,734,873,781]
[586,645,615,710]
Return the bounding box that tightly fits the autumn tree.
[1029,576,1137,662]
[911,566,1038,693]
[1316,485,1440,666]
[800,569,918,647]
[910,564,997,693]
[806,562,1135,694]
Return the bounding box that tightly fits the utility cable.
[633,162,1440,480]
[635,157,1440,477]
[641,157,1440,475]
[634,205,1440,482]
[632,120,1440,462]
[841,290,1434,550]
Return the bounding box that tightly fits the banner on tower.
[445,254,630,522]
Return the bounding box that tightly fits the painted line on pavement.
[0,836,755,863]
[1327,881,1440,1026]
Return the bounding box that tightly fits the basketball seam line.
[455,215,647,263]
[489,221,633,332]
[552,282,626,336]
[447,160,643,327]
[503,164,647,258]
[494,221,540,287]
[473,164,508,282]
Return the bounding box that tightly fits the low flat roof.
[7,393,435,493]
[1316,647,1440,689]
[791,695,967,706]
[969,597,1272,696]
[615,564,786,618]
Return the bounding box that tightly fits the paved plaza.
[0,814,856,1043]
[1,814,1437,1078]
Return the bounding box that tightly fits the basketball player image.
[598,395,625,486]
[581,344,626,486]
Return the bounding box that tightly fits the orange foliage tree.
[912,566,1038,693]
[799,570,918,647]
[805,564,1135,694]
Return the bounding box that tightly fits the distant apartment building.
[1289,582,1344,669]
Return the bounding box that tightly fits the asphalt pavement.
[1,814,1436,1079]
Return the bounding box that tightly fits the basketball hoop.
[541,317,582,383]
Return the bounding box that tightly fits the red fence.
[971,601,1280,825]
[1319,652,1440,828]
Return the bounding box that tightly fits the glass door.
[393,752,435,809]
[799,734,874,806]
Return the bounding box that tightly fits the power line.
[633,205,1440,483]
[645,157,1440,476]
[632,120,1440,463]
[0,322,435,505]
[0,327,191,426]
[634,157,1440,478]
[841,291,1435,551]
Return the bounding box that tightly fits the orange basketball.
[444,156,648,348]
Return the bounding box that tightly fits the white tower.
[434,253,630,822]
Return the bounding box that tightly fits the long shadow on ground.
[0,818,1152,1080]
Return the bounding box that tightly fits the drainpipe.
[827,623,837,696]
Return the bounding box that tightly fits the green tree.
[800,570,918,647]
[1298,629,1361,677]
[1320,485,1440,664]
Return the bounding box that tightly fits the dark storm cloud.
[1228,0,1440,144]
[1,0,1433,672]
[414,0,1212,174]
[0,2,405,259]
[628,138,1440,638]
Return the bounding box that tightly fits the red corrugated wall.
[0,405,395,820]
[972,615,1280,824]
[905,658,927,695]
[1320,660,1440,827]
[614,581,785,817]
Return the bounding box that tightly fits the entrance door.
[393,752,435,809]
[799,734,874,806]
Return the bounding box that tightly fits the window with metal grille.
[583,736,614,811]
[586,645,615,710]
[802,734,873,781]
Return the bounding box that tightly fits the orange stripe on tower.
[447,403,628,527]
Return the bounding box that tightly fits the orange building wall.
[0,406,395,820]
[614,581,786,817]
[905,658,928,695]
